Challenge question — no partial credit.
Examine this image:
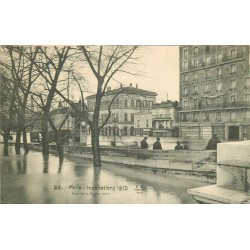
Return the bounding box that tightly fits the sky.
[83,46,180,103]
[135,46,180,102]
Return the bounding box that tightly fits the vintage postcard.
[1,45,250,204]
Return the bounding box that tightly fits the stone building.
[86,83,157,136]
[152,100,179,137]
[134,112,152,136]
[179,45,250,140]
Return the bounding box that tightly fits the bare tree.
[54,46,140,167]
[30,46,71,156]
[0,69,17,156]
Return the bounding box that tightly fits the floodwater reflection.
[1,145,208,204]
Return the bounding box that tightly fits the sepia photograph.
[1,45,250,204]
[1,2,250,250]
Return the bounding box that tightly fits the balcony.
[152,115,172,120]
[181,52,246,72]
[179,101,250,111]
[216,74,222,78]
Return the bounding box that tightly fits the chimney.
[130,83,132,87]
[107,86,111,91]
[120,83,123,88]
[136,84,138,88]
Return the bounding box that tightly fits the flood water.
[1,145,208,204]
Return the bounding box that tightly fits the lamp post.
[113,118,118,147]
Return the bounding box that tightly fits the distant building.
[134,112,152,136]
[86,83,157,136]
[152,100,179,137]
[179,45,250,140]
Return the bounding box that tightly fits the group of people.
[140,137,188,150]
[140,134,223,151]
[140,137,162,150]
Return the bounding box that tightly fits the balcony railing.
[180,101,250,111]
[152,115,172,120]
[181,52,246,72]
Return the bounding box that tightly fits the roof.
[153,100,178,109]
[86,86,157,99]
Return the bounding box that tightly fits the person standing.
[140,137,149,149]
[153,137,162,150]
[205,134,221,150]
[174,141,184,150]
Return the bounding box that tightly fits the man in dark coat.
[153,137,162,150]
[205,134,221,150]
[175,141,183,150]
[140,137,149,149]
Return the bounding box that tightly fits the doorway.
[228,126,239,140]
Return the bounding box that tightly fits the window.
[194,47,198,55]
[245,78,250,88]
[124,113,128,121]
[205,46,210,53]
[137,120,140,127]
[182,114,187,122]
[246,94,250,103]
[112,113,115,121]
[230,79,236,89]
[193,59,198,68]
[216,81,222,91]
[217,97,222,104]
[136,100,141,107]
[131,113,134,122]
[246,110,250,119]
[231,49,236,58]
[184,62,188,70]
[205,83,210,92]
[184,101,188,109]
[124,100,128,107]
[193,113,198,121]
[101,114,104,121]
[216,111,221,121]
[217,53,222,62]
[184,49,188,58]
[194,85,198,93]
[205,56,210,65]
[146,119,149,127]
[131,100,134,107]
[193,73,198,80]
[204,112,209,121]
[230,111,236,121]
[217,68,222,76]
[183,87,188,95]
[183,75,188,82]
[231,65,236,74]
[116,114,119,122]
[231,95,236,103]
[205,70,210,78]
[194,99,198,108]
[205,98,210,106]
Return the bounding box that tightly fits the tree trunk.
[3,130,10,156]
[23,129,29,154]
[15,128,21,155]
[42,113,49,156]
[91,125,102,167]
[55,131,64,160]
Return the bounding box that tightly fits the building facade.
[179,45,250,140]
[134,112,152,136]
[86,83,157,136]
[152,100,179,137]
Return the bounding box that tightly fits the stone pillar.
[225,125,229,140]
